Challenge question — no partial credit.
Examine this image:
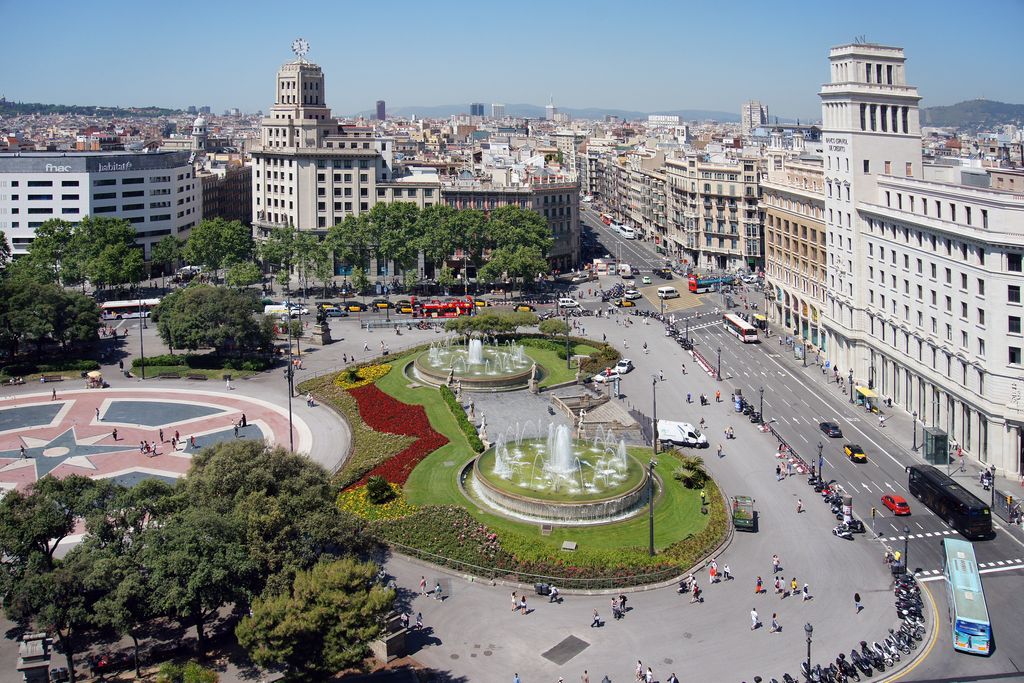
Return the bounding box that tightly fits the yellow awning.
[856,386,878,398]
[754,314,767,321]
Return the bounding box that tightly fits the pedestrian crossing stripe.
[917,560,1024,578]
[892,529,955,541]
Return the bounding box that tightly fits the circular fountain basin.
[412,339,537,391]
[466,438,651,525]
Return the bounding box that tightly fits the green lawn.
[377,355,707,553]
[521,344,598,387]
[138,366,259,380]
[475,446,646,502]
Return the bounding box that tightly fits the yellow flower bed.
[338,482,416,521]
[334,363,392,390]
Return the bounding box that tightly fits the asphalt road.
[578,210,1024,681]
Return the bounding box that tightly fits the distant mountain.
[354,103,740,122]
[0,100,181,118]
[921,99,1024,129]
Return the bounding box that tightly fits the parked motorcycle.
[832,524,854,540]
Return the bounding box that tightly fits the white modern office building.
[0,151,199,257]
[820,43,1024,476]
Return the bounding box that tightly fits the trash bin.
[534,582,551,596]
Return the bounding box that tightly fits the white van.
[557,297,581,309]
[618,263,633,278]
[264,304,294,318]
[657,420,708,448]
[657,286,680,299]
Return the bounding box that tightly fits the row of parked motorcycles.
[734,394,762,424]
[665,325,695,351]
[760,572,926,682]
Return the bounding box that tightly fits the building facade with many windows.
[820,42,1024,476]
[0,151,198,258]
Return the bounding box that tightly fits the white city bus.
[100,298,161,320]
[722,313,759,343]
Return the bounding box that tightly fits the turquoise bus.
[941,538,991,655]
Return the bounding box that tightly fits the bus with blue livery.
[941,538,991,655]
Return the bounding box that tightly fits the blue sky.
[2,0,1021,119]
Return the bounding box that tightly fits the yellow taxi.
[474,299,490,308]
[514,303,536,312]
[614,298,636,308]
[844,443,868,463]
[396,300,413,314]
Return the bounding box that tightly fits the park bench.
[186,374,208,381]
[41,375,63,383]
[157,372,179,379]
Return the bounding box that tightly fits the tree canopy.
[0,274,99,357]
[151,284,271,355]
[444,310,538,336]
[182,218,253,275]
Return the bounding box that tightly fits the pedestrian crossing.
[916,559,1024,580]
[889,529,956,541]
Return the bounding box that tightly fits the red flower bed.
[349,384,448,486]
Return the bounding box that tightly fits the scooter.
[881,636,901,662]
[860,641,884,672]
[832,524,854,540]
[801,661,820,682]
[872,641,894,668]
[845,519,866,533]
[835,654,859,681]
[849,649,872,677]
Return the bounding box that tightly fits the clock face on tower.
[291,38,310,59]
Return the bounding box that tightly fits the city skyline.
[2,0,1022,119]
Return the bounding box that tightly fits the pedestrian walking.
[854,592,863,613]
[772,554,780,573]
[591,609,601,627]
[549,586,560,603]
[700,489,706,506]
[159,428,164,443]
[774,577,782,595]
[717,444,723,457]
[240,413,247,427]
[751,608,760,630]
[519,595,528,614]
[20,445,26,459]
[796,498,804,513]
[174,430,180,443]
[769,612,781,633]
[420,576,427,595]
[416,612,422,629]
[514,673,521,683]
[723,564,732,581]
[645,667,653,683]
[434,582,443,601]
[111,428,118,441]
[95,408,101,421]
[234,424,239,438]
[51,388,57,401]
[118,359,124,371]
[659,370,664,381]
[690,581,701,603]
[635,661,643,682]
[667,674,679,683]
[363,341,370,351]
[802,583,811,601]
[190,435,197,449]
[139,441,145,453]
[582,671,590,683]
[755,576,763,594]
[510,591,517,611]
[789,577,798,596]
[225,377,233,390]
[776,464,782,481]
[171,436,177,450]
[715,389,721,403]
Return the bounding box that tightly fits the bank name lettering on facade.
[825,136,848,153]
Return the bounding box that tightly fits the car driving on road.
[881,494,911,515]
[844,443,868,463]
[615,359,634,374]
[624,289,642,300]
[819,421,843,438]
[592,369,621,384]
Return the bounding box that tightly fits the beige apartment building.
[665,153,762,272]
[761,153,828,352]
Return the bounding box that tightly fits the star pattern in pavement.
[0,427,139,479]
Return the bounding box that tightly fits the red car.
[881,494,911,516]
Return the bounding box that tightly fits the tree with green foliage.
[179,440,366,596]
[367,202,422,280]
[325,214,371,269]
[225,261,263,288]
[0,229,10,271]
[350,265,370,299]
[183,218,253,277]
[0,273,99,356]
[451,209,489,286]
[444,310,538,336]
[436,263,455,294]
[416,204,458,274]
[293,231,323,299]
[486,205,553,255]
[151,235,185,285]
[539,318,569,337]
[73,216,145,289]
[478,245,549,294]
[156,660,219,683]
[21,219,81,287]
[258,226,295,295]
[235,558,394,680]
[144,505,257,650]
[151,284,270,355]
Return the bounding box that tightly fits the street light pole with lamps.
[903,525,910,572]
[817,441,824,481]
[137,296,147,380]
[759,387,764,423]
[848,369,854,403]
[716,347,722,381]
[912,411,919,451]
[805,623,813,678]
[649,374,659,557]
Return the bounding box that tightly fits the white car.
[286,304,309,315]
[615,359,634,374]
[558,297,581,309]
[592,369,621,384]
[624,289,642,300]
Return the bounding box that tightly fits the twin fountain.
[413,336,535,391]
[466,423,651,525]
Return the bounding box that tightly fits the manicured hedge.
[2,359,101,376]
[439,385,485,453]
[131,354,270,371]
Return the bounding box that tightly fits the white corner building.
[820,43,1024,476]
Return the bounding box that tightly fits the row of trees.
[151,284,273,355]
[0,441,390,681]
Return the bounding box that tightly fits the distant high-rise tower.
[470,102,485,117]
[545,96,557,121]
[741,100,769,135]
[491,103,506,119]
[376,100,386,120]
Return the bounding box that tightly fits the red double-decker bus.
[411,296,475,318]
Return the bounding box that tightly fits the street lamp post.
[564,306,571,369]
[716,347,722,381]
[805,623,813,678]
[848,370,854,404]
[903,525,910,573]
[648,457,657,557]
[912,411,919,451]
[137,296,146,380]
[817,441,824,481]
[759,387,764,423]
[285,351,295,452]
[990,465,997,509]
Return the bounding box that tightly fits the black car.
[819,421,843,438]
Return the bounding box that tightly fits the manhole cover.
[483,651,493,656]
[450,654,459,660]
[470,654,477,658]
[664,658,674,664]
[541,635,590,666]
[682,632,692,639]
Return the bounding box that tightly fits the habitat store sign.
[1,152,191,175]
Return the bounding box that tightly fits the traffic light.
[871,506,876,519]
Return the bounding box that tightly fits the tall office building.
[491,103,506,119]
[820,43,1024,476]
[545,96,557,121]
[469,103,485,117]
[375,100,386,121]
[740,100,769,135]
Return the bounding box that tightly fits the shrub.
[156,660,218,683]
[439,385,484,453]
[2,359,101,376]
[132,354,186,368]
[130,354,270,372]
[338,482,416,521]
[580,343,621,374]
[365,476,395,504]
[672,453,709,489]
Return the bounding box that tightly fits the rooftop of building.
[0,150,183,159]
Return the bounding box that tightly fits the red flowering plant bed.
[348,383,448,486]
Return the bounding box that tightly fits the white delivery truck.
[656,420,709,448]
